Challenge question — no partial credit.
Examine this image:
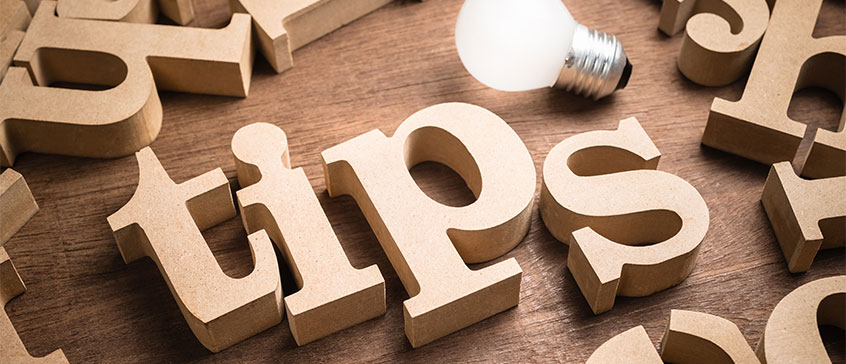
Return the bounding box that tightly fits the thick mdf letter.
[658,0,769,86]
[107,147,282,353]
[702,0,846,178]
[18,0,36,14]
[660,310,759,364]
[0,1,253,167]
[0,169,38,246]
[57,0,194,25]
[540,118,709,314]
[588,311,759,364]
[229,0,390,73]
[586,326,662,364]
[0,0,30,80]
[0,30,25,80]
[321,103,534,347]
[231,123,385,346]
[761,162,845,273]
[0,248,68,363]
[756,276,846,364]
[0,0,29,35]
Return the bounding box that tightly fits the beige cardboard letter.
[588,310,760,364]
[321,102,534,347]
[756,275,845,364]
[540,118,709,314]
[107,147,282,353]
[761,162,845,273]
[586,326,662,364]
[658,0,769,86]
[0,1,252,166]
[1,248,68,363]
[57,0,194,25]
[232,122,385,346]
[229,0,390,73]
[661,309,759,364]
[0,0,30,80]
[702,0,845,178]
[0,169,38,246]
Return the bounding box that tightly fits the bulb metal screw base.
[554,25,632,100]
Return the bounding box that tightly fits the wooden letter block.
[321,103,535,347]
[588,310,759,363]
[0,1,253,166]
[658,0,769,86]
[1,248,68,363]
[661,310,759,364]
[756,275,845,364]
[1,0,30,31]
[702,0,846,178]
[107,147,283,353]
[232,122,385,346]
[18,0,37,14]
[58,0,157,24]
[0,0,30,80]
[0,31,24,80]
[586,326,662,364]
[0,169,38,246]
[804,116,846,179]
[57,0,194,25]
[540,118,709,314]
[229,0,391,73]
[588,280,845,363]
[761,162,845,273]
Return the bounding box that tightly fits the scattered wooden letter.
[756,275,845,364]
[587,310,759,363]
[232,122,385,346]
[57,0,194,25]
[107,147,283,353]
[0,168,55,362]
[321,103,535,347]
[0,31,24,80]
[761,162,845,273]
[0,169,38,246]
[229,0,391,73]
[57,0,157,24]
[19,0,36,14]
[540,118,709,314]
[586,326,662,364]
[661,309,760,364]
[804,117,846,180]
[658,0,769,86]
[702,0,846,178]
[0,1,253,166]
[588,278,846,364]
[0,248,69,363]
[0,0,30,80]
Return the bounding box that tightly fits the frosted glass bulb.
[455,0,632,99]
[455,0,576,92]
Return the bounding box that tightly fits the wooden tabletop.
[4,0,845,362]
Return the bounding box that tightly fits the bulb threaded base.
[554,25,631,100]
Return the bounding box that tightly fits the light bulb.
[455,0,632,99]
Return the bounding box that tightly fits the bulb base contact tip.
[554,25,631,100]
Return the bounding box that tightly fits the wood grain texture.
[1,0,844,362]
